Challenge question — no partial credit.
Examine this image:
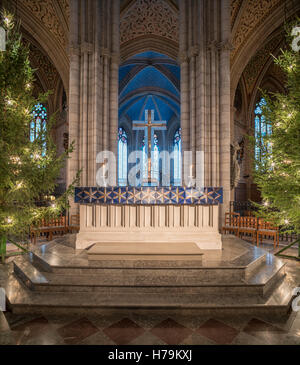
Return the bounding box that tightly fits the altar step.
[4,236,294,317]
[5,270,292,317]
[12,254,285,297]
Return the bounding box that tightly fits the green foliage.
[252,20,300,234]
[0,11,80,242]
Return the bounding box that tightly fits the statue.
[230,137,245,189]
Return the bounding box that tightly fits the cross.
[133,109,167,185]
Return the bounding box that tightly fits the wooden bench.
[257,219,279,248]
[222,212,240,236]
[238,216,258,245]
[223,212,280,248]
[30,216,67,244]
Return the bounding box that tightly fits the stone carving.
[230,138,244,189]
[120,0,179,44]
[231,0,243,28]
[231,0,282,62]
[242,33,283,93]
[60,0,70,22]
[21,0,66,47]
[28,43,59,90]
[207,39,234,52]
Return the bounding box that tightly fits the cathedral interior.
[0,0,300,348]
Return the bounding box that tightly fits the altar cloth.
[74,186,223,205]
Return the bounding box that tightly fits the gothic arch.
[231,0,300,103]
[120,35,179,63]
[9,0,69,92]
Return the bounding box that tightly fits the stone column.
[219,0,232,222]
[179,0,231,227]
[68,0,120,213]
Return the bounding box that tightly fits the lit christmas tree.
[253,21,300,258]
[0,11,79,263]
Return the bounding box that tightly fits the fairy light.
[6,217,13,224]
[263,201,269,206]
[284,219,289,225]
[4,17,10,27]
[16,181,23,189]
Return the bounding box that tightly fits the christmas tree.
[0,11,79,263]
[253,20,300,258]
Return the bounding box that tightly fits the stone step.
[13,255,286,297]
[5,273,293,317]
[30,249,266,282]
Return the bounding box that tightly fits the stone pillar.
[179,0,231,227]
[178,0,189,181]
[68,0,120,213]
[219,0,232,223]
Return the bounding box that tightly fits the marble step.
[13,255,286,297]
[5,273,293,317]
[30,249,267,282]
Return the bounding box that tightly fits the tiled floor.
[1,309,300,345]
[0,240,299,345]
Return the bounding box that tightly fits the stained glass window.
[152,134,159,183]
[254,98,272,167]
[173,128,182,186]
[118,127,128,186]
[30,103,47,155]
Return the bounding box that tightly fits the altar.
[74,186,223,250]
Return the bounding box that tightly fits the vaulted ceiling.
[119,51,180,125]
[6,0,300,100]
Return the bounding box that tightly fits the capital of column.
[207,39,235,52]
[188,45,199,58]
[69,42,80,56]
[178,51,189,64]
[220,39,235,51]
[80,42,94,54]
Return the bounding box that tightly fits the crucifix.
[133,109,167,185]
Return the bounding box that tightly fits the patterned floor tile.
[18,329,65,345]
[150,318,193,345]
[11,316,50,338]
[86,313,125,329]
[44,314,83,330]
[168,314,209,330]
[214,315,253,331]
[181,332,216,345]
[57,317,99,345]
[231,332,266,345]
[128,312,172,330]
[196,318,239,344]
[130,331,167,345]
[242,318,287,339]
[102,318,145,345]
[79,330,115,345]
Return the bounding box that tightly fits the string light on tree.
[0,11,79,264]
[253,22,300,259]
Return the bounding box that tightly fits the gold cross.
[133,109,167,185]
